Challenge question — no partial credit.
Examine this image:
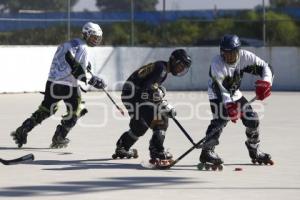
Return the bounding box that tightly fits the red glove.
[255,80,271,100]
[225,102,241,123]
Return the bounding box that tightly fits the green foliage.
[0,25,76,45]
[265,11,299,45]
[96,0,158,12]
[0,0,78,13]
[235,11,262,39]
[204,18,235,39]
[102,23,131,45]
[163,20,202,46]
[269,0,300,8]
[134,23,160,46]
[0,9,299,46]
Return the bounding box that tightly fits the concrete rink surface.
[0,91,299,200]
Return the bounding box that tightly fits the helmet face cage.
[221,49,240,64]
[169,49,192,76]
[82,22,103,47]
[86,34,102,47]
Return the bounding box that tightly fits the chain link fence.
[0,0,299,46]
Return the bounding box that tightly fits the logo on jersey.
[138,63,154,78]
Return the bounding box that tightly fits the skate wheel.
[197,163,204,170]
[204,164,210,170]
[218,165,223,171]
[251,160,257,164]
[211,165,218,171]
[265,160,274,165]
[112,154,117,159]
[133,149,138,159]
[126,156,132,159]
[258,161,262,165]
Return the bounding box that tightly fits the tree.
[269,0,300,8]
[163,20,202,45]
[0,0,78,13]
[96,0,158,12]
[265,11,299,45]
[235,11,262,39]
[204,18,235,40]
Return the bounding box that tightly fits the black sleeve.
[242,64,274,78]
[65,51,87,83]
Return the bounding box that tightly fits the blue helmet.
[220,34,241,52]
[220,34,241,64]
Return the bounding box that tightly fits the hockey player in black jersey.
[112,49,192,167]
[198,34,274,170]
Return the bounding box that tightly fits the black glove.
[160,100,177,118]
[88,75,107,89]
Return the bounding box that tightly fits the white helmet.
[82,22,103,47]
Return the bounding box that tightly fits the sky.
[73,0,269,12]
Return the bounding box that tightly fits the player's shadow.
[0,176,199,197]
[30,158,143,170]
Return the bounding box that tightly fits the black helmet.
[168,49,192,76]
[220,34,241,64]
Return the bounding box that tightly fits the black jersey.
[124,61,168,91]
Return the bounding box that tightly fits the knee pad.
[31,105,53,124]
[243,112,259,129]
[129,118,148,137]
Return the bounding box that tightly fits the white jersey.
[48,38,89,87]
[208,49,274,103]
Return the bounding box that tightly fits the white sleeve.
[242,50,274,85]
[210,64,234,104]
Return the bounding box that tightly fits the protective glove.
[255,80,271,100]
[225,102,241,123]
[160,100,177,118]
[88,75,107,89]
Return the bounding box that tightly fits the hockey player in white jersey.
[11,22,106,148]
[198,34,274,170]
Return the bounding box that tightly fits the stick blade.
[0,153,34,165]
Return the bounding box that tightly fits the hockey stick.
[0,153,34,165]
[102,88,125,116]
[86,65,125,116]
[162,134,214,169]
[172,117,196,146]
[171,96,257,147]
[162,96,258,169]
